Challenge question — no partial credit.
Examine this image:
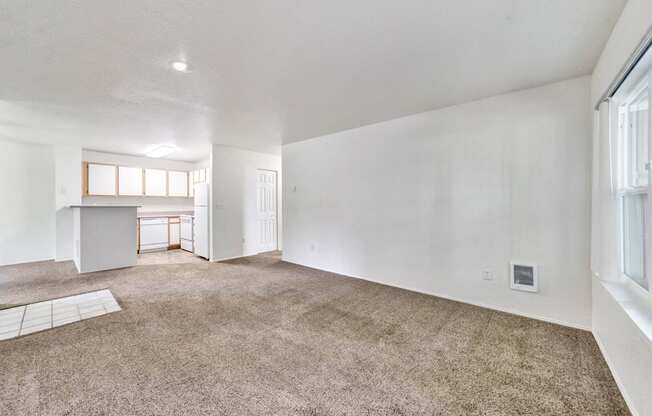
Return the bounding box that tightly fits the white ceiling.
[0,0,625,160]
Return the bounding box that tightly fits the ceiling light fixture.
[146,144,177,158]
[171,61,189,72]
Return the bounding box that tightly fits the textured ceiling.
[0,0,626,160]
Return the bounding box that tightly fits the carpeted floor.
[0,251,629,415]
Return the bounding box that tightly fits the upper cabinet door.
[144,168,167,196]
[168,171,188,197]
[118,166,143,196]
[87,163,116,196]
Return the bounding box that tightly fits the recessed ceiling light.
[146,144,177,158]
[171,61,189,72]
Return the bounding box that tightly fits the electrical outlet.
[482,270,494,281]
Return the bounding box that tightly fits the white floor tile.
[27,300,52,309]
[78,303,104,314]
[53,296,77,305]
[53,309,80,321]
[77,298,102,307]
[20,322,52,336]
[23,314,51,324]
[53,304,78,315]
[0,330,19,340]
[80,309,106,320]
[53,301,79,310]
[0,313,23,327]
[104,304,121,313]
[22,315,51,328]
[76,293,98,302]
[1,289,120,341]
[25,303,52,312]
[0,306,25,319]
[24,308,51,320]
[53,315,80,327]
[0,305,24,313]
[0,321,21,333]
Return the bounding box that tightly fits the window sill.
[598,277,652,348]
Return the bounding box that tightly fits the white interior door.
[257,170,277,252]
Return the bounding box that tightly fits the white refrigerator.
[193,183,210,259]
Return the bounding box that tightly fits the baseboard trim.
[282,258,591,331]
[211,255,246,263]
[592,330,639,416]
[55,257,73,263]
[0,257,55,267]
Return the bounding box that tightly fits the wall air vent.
[510,262,538,293]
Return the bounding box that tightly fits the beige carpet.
[0,251,629,415]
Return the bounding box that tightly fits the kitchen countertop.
[137,211,194,218]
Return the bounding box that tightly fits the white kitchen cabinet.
[180,215,193,252]
[144,169,167,196]
[168,171,188,197]
[118,166,143,196]
[188,174,194,197]
[87,163,116,196]
[139,217,169,251]
[180,239,193,252]
[198,168,206,183]
[169,217,180,246]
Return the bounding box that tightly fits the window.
[616,78,650,291]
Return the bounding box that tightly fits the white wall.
[592,282,652,416]
[0,139,55,266]
[283,76,592,329]
[82,150,197,213]
[54,145,82,261]
[590,2,652,415]
[210,145,282,261]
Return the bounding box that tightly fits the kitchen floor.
[137,249,206,265]
[0,289,121,341]
[0,252,628,415]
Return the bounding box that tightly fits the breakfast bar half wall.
[70,205,139,273]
